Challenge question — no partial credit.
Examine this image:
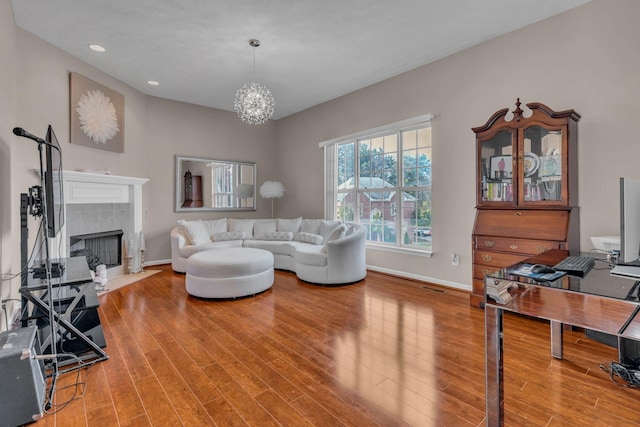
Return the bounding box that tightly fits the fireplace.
[50,171,149,277]
[70,230,124,271]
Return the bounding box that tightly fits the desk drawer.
[474,209,570,241]
[473,250,529,268]
[473,264,501,280]
[475,236,562,255]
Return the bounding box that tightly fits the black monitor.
[44,125,64,238]
[619,177,640,265]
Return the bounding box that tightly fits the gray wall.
[0,1,17,313]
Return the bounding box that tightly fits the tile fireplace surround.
[52,171,149,276]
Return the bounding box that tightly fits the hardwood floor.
[34,266,640,426]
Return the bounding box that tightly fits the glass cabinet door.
[518,126,565,205]
[478,130,515,205]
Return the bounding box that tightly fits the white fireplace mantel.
[51,171,149,259]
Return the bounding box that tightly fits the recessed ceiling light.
[147,80,160,86]
[88,44,106,52]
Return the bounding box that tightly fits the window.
[211,163,234,208]
[323,115,433,252]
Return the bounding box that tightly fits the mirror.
[175,155,257,212]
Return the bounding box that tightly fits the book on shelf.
[484,181,513,202]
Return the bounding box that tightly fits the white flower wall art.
[70,72,124,153]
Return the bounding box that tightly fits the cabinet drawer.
[475,236,562,255]
[473,250,529,268]
[474,209,570,241]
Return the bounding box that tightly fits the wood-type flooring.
[33,266,640,426]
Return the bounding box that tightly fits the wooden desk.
[484,250,640,426]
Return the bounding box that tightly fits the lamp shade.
[236,183,254,198]
[259,181,285,199]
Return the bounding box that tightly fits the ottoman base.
[186,268,274,299]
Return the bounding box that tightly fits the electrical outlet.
[451,253,459,266]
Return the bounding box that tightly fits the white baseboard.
[143,259,171,267]
[366,264,471,292]
[145,258,472,292]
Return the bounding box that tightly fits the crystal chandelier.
[234,39,275,125]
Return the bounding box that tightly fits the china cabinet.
[470,99,581,307]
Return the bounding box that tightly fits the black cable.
[34,352,88,414]
[600,361,640,388]
[0,220,46,282]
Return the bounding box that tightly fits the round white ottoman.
[186,248,274,298]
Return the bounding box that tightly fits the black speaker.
[0,326,45,427]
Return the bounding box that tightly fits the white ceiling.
[11,0,590,120]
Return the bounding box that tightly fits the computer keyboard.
[553,256,596,278]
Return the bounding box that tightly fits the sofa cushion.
[177,220,211,246]
[179,240,243,258]
[300,219,322,235]
[278,217,302,234]
[229,219,255,238]
[320,220,343,240]
[257,231,294,241]
[322,223,348,253]
[213,231,245,241]
[254,219,277,237]
[200,218,227,237]
[244,240,296,256]
[294,232,323,245]
[293,244,328,267]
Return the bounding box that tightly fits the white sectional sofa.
[170,217,367,285]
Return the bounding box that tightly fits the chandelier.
[234,39,275,125]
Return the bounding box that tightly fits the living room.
[2,0,640,425]
[2,0,639,297]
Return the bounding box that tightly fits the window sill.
[366,243,433,257]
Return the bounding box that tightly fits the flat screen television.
[619,177,640,265]
[44,125,64,238]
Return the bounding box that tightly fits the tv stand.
[20,256,108,368]
[31,261,65,279]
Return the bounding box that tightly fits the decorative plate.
[523,152,540,177]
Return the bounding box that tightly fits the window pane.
[336,191,356,221]
[404,130,417,149]
[384,134,398,152]
[371,137,383,152]
[402,190,432,250]
[417,128,431,148]
[337,142,355,186]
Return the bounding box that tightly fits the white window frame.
[320,114,433,255]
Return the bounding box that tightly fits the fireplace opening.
[70,229,123,271]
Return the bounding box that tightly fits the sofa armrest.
[324,224,367,283]
[170,227,187,256]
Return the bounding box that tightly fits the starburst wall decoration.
[76,89,119,144]
[70,72,124,152]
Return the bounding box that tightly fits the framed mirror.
[175,155,257,212]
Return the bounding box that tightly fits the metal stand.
[19,137,108,411]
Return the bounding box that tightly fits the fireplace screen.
[69,230,123,270]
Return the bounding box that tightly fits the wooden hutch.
[470,99,581,307]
